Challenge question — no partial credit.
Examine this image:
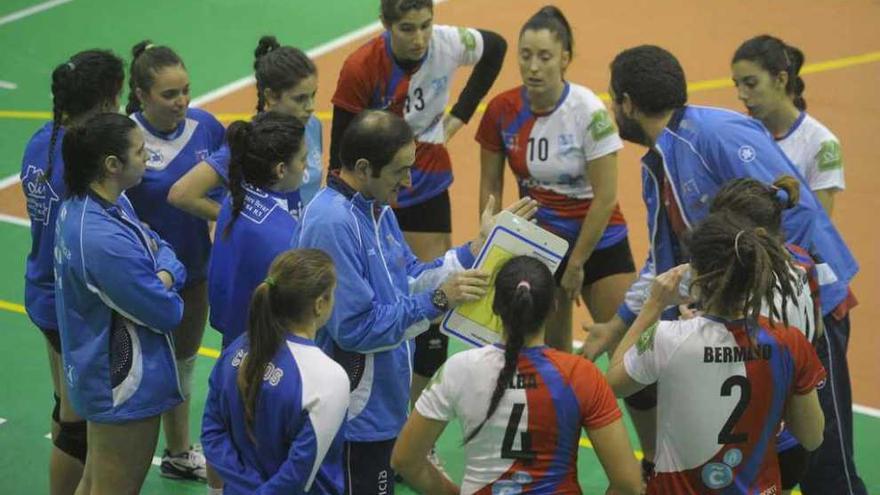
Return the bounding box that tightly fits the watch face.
[432,289,448,309]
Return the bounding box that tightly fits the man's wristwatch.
[431,288,449,311]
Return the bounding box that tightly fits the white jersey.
[777,112,845,192]
[417,345,621,494]
[623,316,825,493]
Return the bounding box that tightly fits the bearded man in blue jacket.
[583,45,863,495]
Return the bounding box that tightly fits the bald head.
[339,110,414,176]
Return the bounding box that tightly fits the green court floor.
[0,1,877,493]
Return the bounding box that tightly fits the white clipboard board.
[440,211,569,347]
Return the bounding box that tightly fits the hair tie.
[144,43,156,51]
[734,230,746,265]
[516,280,531,291]
[264,276,276,287]
[773,187,790,207]
[65,61,76,71]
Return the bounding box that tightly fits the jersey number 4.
[502,403,537,461]
[718,376,751,444]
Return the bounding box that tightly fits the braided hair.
[463,255,555,444]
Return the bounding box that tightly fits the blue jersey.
[54,192,186,423]
[208,184,299,345]
[21,122,65,331]
[202,333,349,495]
[204,114,323,212]
[297,175,475,441]
[127,108,225,285]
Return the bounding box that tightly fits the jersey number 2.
[502,403,537,461]
[718,375,751,444]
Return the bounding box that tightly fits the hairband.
[65,61,76,71]
[264,276,276,287]
[144,43,156,50]
[516,280,531,291]
[734,230,746,265]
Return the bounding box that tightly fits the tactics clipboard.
[440,211,569,347]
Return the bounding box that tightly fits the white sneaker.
[160,445,207,482]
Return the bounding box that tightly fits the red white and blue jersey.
[623,316,825,494]
[476,84,627,250]
[332,25,484,207]
[417,345,621,494]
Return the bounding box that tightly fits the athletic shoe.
[160,445,207,482]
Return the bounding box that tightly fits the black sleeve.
[329,105,358,172]
[449,29,507,124]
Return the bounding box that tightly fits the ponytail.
[733,35,808,111]
[127,41,185,115]
[237,249,336,441]
[222,112,305,239]
[464,256,553,444]
[46,50,124,183]
[520,5,574,56]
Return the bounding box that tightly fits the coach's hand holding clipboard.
[441,197,569,347]
[436,195,540,312]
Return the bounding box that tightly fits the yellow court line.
[0,296,220,358]
[1,50,878,123]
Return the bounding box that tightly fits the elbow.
[166,181,189,210]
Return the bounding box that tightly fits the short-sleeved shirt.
[623,316,825,494]
[417,345,621,494]
[332,25,485,207]
[776,112,845,192]
[128,108,225,284]
[476,83,627,249]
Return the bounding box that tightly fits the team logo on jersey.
[816,140,843,171]
[195,148,210,163]
[737,145,757,163]
[636,322,657,355]
[22,165,60,226]
[491,480,523,494]
[457,27,477,53]
[701,448,742,489]
[146,147,165,169]
[502,132,519,152]
[589,110,616,141]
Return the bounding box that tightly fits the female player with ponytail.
[55,112,187,495]
[208,112,307,347]
[19,49,124,495]
[202,249,349,495]
[392,256,641,495]
[605,213,826,494]
[168,35,322,219]
[125,40,226,481]
[478,6,635,353]
[732,35,845,216]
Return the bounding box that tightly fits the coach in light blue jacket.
[297,110,531,492]
[589,45,864,495]
[55,114,186,425]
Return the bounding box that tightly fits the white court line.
[0,417,6,426]
[44,432,51,439]
[0,172,20,189]
[854,403,880,419]
[0,213,29,228]
[0,0,73,28]
[0,80,18,90]
[191,0,447,107]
